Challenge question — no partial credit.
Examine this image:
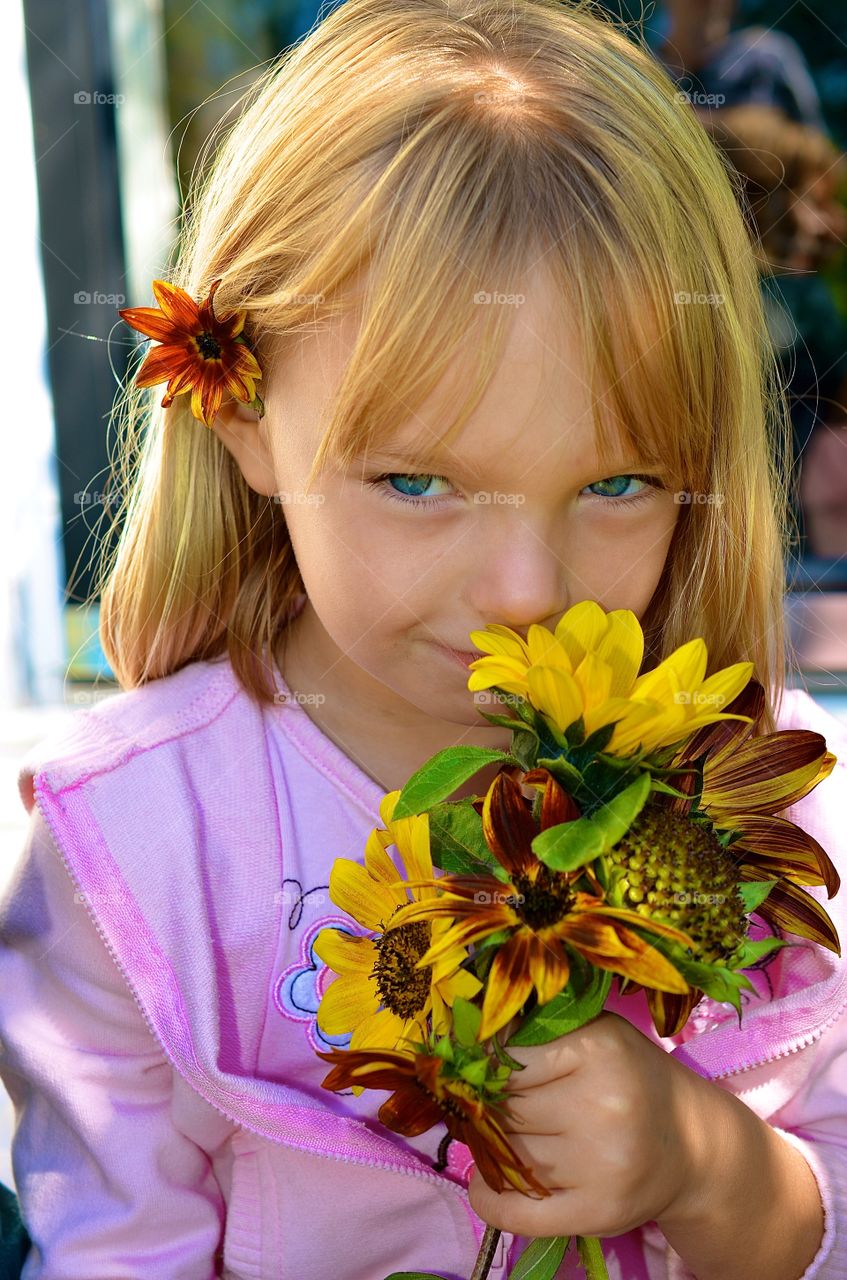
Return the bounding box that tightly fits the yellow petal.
[349,1006,408,1051]
[596,610,644,697]
[554,599,608,669]
[467,657,529,696]
[526,624,563,668]
[573,651,613,713]
[526,664,584,735]
[313,927,376,975]
[317,972,377,1033]
[329,858,404,931]
[469,624,531,663]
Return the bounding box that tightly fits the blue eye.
[366,471,660,510]
[367,473,455,508]
[584,475,654,504]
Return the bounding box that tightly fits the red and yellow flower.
[385,768,696,1041]
[118,278,263,427]
[316,1043,549,1198]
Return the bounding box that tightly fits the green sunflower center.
[196,330,222,360]
[511,863,574,931]
[372,919,432,1019]
[605,801,748,964]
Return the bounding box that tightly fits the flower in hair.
[118,278,264,427]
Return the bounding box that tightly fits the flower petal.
[316,972,377,1034]
[329,858,403,931]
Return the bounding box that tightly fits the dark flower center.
[196,330,222,360]
[511,864,574,930]
[372,919,432,1018]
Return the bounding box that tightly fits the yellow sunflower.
[466,598,756,757]
[313,790,481,1056]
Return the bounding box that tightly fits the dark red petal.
[482,769,537,877]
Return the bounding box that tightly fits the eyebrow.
[360,443,669,475]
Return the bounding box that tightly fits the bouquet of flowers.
[312,600,841,1280]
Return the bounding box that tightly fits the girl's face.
[214,262,681,740]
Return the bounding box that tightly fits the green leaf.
[392,747,516,818]
[451,996,482,1047]
[565,715,586,747]
[728,936,790,968]
[426,801,501,878]
[737,878,780,913]
[490,1030,526,1072]
[535,755,584,794]
[509,1235,569,1279]
[648,777,692,799]
[384,1273,447,1279]
[532,772,651,872]
[576,1234,610,1280]
[507,968,613,1046]
[458,1056,489,1087]
[476,711,539,735]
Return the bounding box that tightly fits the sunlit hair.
[94,0,800,731]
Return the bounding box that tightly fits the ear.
[209,396,278,497]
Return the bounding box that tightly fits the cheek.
[282,497,431,631]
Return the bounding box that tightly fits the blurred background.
[2,0,847,1200]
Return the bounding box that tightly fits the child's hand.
[468,1010,714,1240]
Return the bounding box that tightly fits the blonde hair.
[95,0,799,732]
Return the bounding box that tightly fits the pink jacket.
[1,648,847,1279]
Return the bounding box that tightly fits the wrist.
[656,1065,741,1234]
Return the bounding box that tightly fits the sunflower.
[313,790,481,1056]
[316,1043,549,1198]
[385,768,696,1041]
[118,278,264,427]
[466,599,756,757]
[609,677,841,1034]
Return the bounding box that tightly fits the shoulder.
[16,653,253,813]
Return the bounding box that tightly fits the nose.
[466,517,571,637]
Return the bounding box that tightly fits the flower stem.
[470,1225,501,1280]
[576,1235,610,1279]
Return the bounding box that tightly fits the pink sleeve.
[0,809,226,1279]
[767,1000,847,1280]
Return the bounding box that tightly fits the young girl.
[1,1,846,1277]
